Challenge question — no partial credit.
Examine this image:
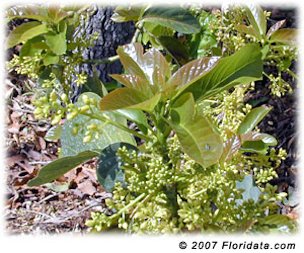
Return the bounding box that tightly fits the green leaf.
[262,214,293,227]
[168,56,220,89]
[237,105,271,134]
[19,36,47,57]
[6,6,50,22]
[45,125,62,142]
[111,6,144,22]
[220,135,241,163]
[141,7,200,34]
[97,143,137,192]
[170,93,223,167]
[240,132,277,146]
[82,70,108,97]
[174,43,263,101]
[266,20,286,38]
[158,36,189,65]
[43,53,59,66]
[116,43,171,92]
[236,175,261,203]
[61,92,135,157]
[44,25,67,55]
[241,140,268,155]
[270,28,297,44]
[28,151,99,186]
[245,4,267,37]
[99,88,161,112]
[115,109,149,134]
[47,7,69,24]
[44,182,70,192]
[6,21,48,48]
[235,24,260,38]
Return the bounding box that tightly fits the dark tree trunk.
[80,6,135,82]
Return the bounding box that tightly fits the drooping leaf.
[245,4,267,37]
[45,125,62,142]
[168,57,220,89]
[174,44,263,101]
[237,105,271,134]
[111,6,144,22]
[270,28,297,44]
[19,36,47,57]
[97,143,137,192]
[27,151,99,186]
[141,7,200,34]
[170,93,223,168]
[6,21,49,48]
[266,20,286,38]
[99,87,161,112]
[6,6,50,22]
[61,92,135,157]
[236,175,261,204]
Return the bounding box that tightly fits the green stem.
[81,112,153,142]
[285,69,298,80]
[111,193,146,219]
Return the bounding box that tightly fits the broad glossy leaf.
[168,57,220,89]
[99,87,161,112]
[115,109,149,134]
[245,4,266,37]
[27,151,99,186]
[61,92,135,157]
[111,6,143,22]
[241,132,277,146]
[266,20,286,38]
[117,43,171,92]
[45,125,62,142]
[6,21,48,48]
[175,44,263,101]
[97,142,137,192]
[170,93,223,167]
[270,28,297,44]
[237,105,271,134]
[236,175,261,203]
[110,74,153,96]
[141,7,200,34]
[19,36,47,57]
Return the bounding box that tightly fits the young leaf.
[170,93,223,168]
[6,21,48,48]
[244,4,267,37]
[220,135,241,163]
[141,7,200,34]
[27,151,99,186]
[240,132,277,146]
[43,53,59,66]
[237,105,271,134]
[47,7,69,24]
[174,43,263,101]
[270,28,297,44]
[97,143,137,192]
[168,57,220,89]
[117,43,171,91]
[235,24,260,38]
[99,88,161,112]
[266,20,286,38]
[61,92,135,157]
[115,109,149,134]
[240,140,268,155]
